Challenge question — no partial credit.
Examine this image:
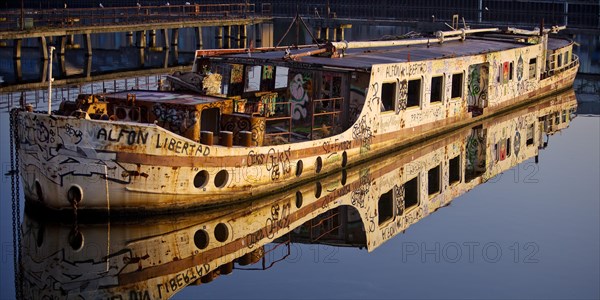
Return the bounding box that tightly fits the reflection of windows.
[275,66,289,89]
[407,79,421,108]
[506,138,511,157]
[449,156,460,185]
[451,73,463,98]
[428,165,441,196]
[529,58,537,79]
[404,176,419,209]
[378,189,394,225]
[244,66,261,92]
[526,124,534,146]
[430,75,443,103]
[381,82,396,111]
[562,110,567,123]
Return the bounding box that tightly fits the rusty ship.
[12,26,579,213]
[18,89,578,299]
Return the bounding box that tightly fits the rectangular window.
[244,65,261,92]
[407,79,421,108]
[428,165,441,196]
[529,58,537,80]
[449,156,460,185]
[404,177,419,209]
[509,62,514,81]
[506,138,511,157]
[381,82,396,112]
[274,66,289,89]
[526,124,534,146]
[562,110,567,123]
[451,73,463,98]
[557,54,563,68]
[378,189,394,225]
[430,75,443,103]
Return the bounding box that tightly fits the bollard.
[200,131,214,146]
[221,131,233,147]
[240,131,253,147]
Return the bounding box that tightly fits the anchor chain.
[9,108,23,299]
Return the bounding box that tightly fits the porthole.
[296,160,303,177]
[315,182,322,198]
[295,191,303,208]
[214,223,229,242]
[194,229,209,249]
[214,170,229,188]
[315,157,323,174]
[68,229,84,251]
[67,185,83,204]
[194,170,209,188]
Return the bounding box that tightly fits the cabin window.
[557,54,563,68]
[275,66,289,89]
[404,176,419,209]
[451,73,463,99]
[494,143,499,161]
[562,110,567,123]
[430,75,443,103]
[565,51,570,65]
[506,138,511,157]
[201,108,220,135]
[529,58,537,79]
[509,62,514,81]
[449,156,460,185]
[378,189,394,225]
[381,82,396,112]
[407,79,421,108]
[244,65,261,92]
[428,165,441,196]
[260,65,275,91]
[526,124,534,146]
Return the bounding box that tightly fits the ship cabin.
[56,28,577,149]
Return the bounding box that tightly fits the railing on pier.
[0,3,256,31]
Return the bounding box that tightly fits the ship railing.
[311,97,344,140]
[309,210,341,242]
[263,101,293,144]
[542,54,579,79]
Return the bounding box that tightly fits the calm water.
[0,24,599,300]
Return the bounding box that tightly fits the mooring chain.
[9,109,22,299]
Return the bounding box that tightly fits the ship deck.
[223,35,572,70]
[106,90,226,106]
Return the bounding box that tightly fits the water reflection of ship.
[19,89,577,299]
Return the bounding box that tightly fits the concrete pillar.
[172,45,179,61]
[67,34,75,45]
[39,36,48,60]
[137,31,146,48]
[195,27,204,49]
[333,28,338,42]
[126,31,134,47]
[138,48,145,66]
[58,56,66,77]
[216,26,223,49]
[224,26,231,49]
[84,56,92,78]
[149,30,157,48]
[260,23,274,48]
[235,25,241,48]
[162,29,170,49]
[83,33,92,57]
[13,59,22,81]
[163,50,169,68]
[316,27,321,39]
[172,28,179,46]
[323,27,329,41]
[58,36,66,56]
[13,39,22,59]
[564,3,569,27]
[40,60,48,83]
